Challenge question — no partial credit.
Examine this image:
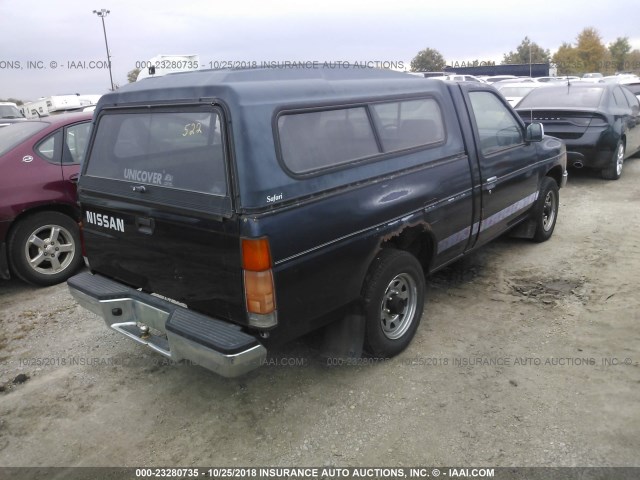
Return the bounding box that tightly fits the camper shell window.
[85,109,227,195]
[371,98,445,151]
[277,98,446,176]
[277,107,379,174]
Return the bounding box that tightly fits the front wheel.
[8,212,83,286]
[362,249,425,357]
[532,177,559,243]
[601,141,624,180]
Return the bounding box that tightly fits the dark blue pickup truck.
[68,67,567,377]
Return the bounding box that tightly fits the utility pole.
[93,9,115,91]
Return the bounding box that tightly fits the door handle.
[69,173,79,183]
[484,176,497,195]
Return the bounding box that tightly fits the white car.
[0,102,27,127]
[439,74,485,83]
[600,74,640,84]
[494,82,549,107]
[581,73,604,83]
[406,71,449,78]
[536,76,580,83]
[482,75,519,84]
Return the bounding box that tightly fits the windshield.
[0,105,24,119]
[86,109,227,195]
[517,87,604,109]
[0,122,48,156]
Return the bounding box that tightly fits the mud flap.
[509,219,536,239]
[320,313,365,360]
[0,243,10,280]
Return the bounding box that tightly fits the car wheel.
[8,212,83,286]
[532,177,559,243]
[362,249,425,357]
[601,141,625,180]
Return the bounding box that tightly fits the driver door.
[465,89,540,247]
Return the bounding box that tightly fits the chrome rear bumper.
[68,272,266,378]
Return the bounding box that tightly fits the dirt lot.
[1,159,639,469]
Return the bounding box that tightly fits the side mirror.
[525,123,544,142]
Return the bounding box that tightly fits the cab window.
[468,91,523,155]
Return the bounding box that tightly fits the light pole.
[93,9,114,91]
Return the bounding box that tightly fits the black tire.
[601,141,624,180]
[8,212,83,286]
[362,249,425,357]
[532,177,559,243]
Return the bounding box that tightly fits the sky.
[1,0,639,101]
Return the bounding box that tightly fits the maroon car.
[0,112,93,285]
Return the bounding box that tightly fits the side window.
[278,107,379,174]
[468,91,523,156]
[63,122,92,164]
[371,98,445,152]
[35,131,62,162]
[621,87,640,110]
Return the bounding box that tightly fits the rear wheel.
[532,177,559,243]
[8,212,83,286]
[601,141,624,180]
[362,249,425,357]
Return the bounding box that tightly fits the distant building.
[444,63,554,78]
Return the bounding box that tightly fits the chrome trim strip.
[274,187,473,266]
[437,191,538,253]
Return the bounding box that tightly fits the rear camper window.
[86,110,226,195]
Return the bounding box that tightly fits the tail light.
[241,237,277,329]
[588,114,608,128]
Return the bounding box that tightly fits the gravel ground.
[1,158,639,469]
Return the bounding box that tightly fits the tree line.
[410,27,640,76]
